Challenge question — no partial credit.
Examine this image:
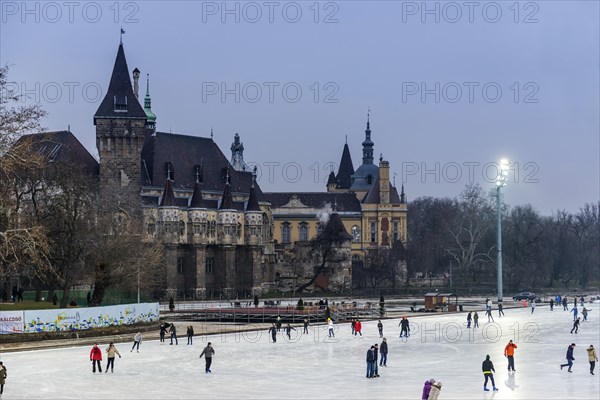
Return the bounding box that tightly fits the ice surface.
[1,302,599,399]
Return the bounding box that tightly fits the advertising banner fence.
[0,310,24,334]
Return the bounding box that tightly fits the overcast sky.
[2,0,598,214]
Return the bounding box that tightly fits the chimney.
[132,68,140,99]
[379,159,390,204]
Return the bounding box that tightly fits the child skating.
[482,355,499,391]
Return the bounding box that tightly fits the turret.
[158,178,181,244]
[379,158,390,205]
[245,168,263,245]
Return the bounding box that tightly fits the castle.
[26,42,408,298]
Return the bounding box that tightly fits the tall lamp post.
[494,159,510,304]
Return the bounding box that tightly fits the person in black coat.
[373,344,380,377]
[284,324,296,340]
[169,323,178,345]
[482,355,498,391]
[268,323,277,343]
[571,318,581,334]
[303,317,309,334]
[366,346,375,378]
[187,325,194,345]
[380,338,388,367]
[377,320,384,338]
[399,317,410,337]
[561,343,576,372]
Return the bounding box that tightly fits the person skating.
[268,323,277,343]
[560,343,576,372]
[303,317,309,334]
[498,303,505,317]
[328,318,335,337]
[466,312,472,328]
[586,345,598,375]
[354,319,362,336]
[0,361,6,395]
[159,323,167,343]
[169,323,178,345]
[379,338,388,367]
[276,316,282,332]
[429,380,442,400]
[482,355,498,391]
[399,317,410,337]
[571,306,579,321]
[582,307,589,321]
[550,299,554,311]
[199,342,215,373]
[351,318,356,335]
[421,379,434,400]
[373,343,380,377]
[377,319,384,338]
[580,296,584,307]
[562,298,568,311]
[131,332,142,352]
[285,323,296,340]
[90,343,103,373]
[571,318,581,334]
[531,300,536,313]
[486,308,494,322]
[504,340,518,371]
[105,342,121,373]
[473,312,479,328]
[187,325,194,345]
[366,346,375,378]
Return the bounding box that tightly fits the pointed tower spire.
[336,141,355,189]
[400,183,406,204]
[246,168,261,212]
[160,178,176,207]
[219,171,234,210]
[144,74,157,130]
[361,109,374,165]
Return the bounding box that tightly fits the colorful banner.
[22,303,159,333]
[0,311,24,334]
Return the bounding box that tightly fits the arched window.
[351,225,361,243]
[282,223,291,244]
[299,223,309,241]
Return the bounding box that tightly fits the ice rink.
[1,302,599,399]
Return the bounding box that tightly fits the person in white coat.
[131,332,142,352]
[429,381,442,400]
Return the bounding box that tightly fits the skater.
[377,319,384,338]
[482,355,498,391]
[328,318,335,337]
[473,312,479,328]
[421,379,434,400]
[504,340,518,371]
[351,318,356,335]
[284,323,296,339]
[429,380,442,400]
[486,308,494,322]
[276,316,282,332]
[131,332,142,352]
[560,343,576,372]
[303,317,309,334]
[399,316,410,337]
[582,307,589,321]
[485,298,491,311]
[187,325,194,345]
[467,312,472,328]
[373,343,380,377]
[0,361,6,395]
[169,323,178,345]
[580,296,585,307]
[105,342,121,373]
[159,323,167,343]
[366,345,375,378]
[586,345,598,375]
[571,317,580,334]
[571,306,579,321]
[498,302,505,317]
[531,300,536,313]
[562,298,568,311]
[379,338,388,367]
[199,342,215,373]
[268,323,277,343]
[90,343,102,373]
[550,299,554,311]
[354,319,362,336]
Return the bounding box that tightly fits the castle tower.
[158,178,181,298]
[94,43,147,218]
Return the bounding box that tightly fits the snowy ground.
[1,303,599,399]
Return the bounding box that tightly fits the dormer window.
[113,95,128,112]
[164,162,174,181]
[194,165,204,183]
[367,175,373,185]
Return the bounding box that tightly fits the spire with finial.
[211,128,214,139]
[120,27,125,44]
[400,183,406,204]
[144,73,157,130]
[361,108,374,165]
[219,168,234,210]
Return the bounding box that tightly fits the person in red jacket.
[504,340,518,371]
[90,343,103,373]
[354,319,362,336]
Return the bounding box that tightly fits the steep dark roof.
[94,44,146,122]
[336,143,354,189]
[160,179,176,207]
[327,171,337,185]
[189,182,215,209]
[141,132,262,196]
[219,183,234,210]
[262,192,361,212]
[16,131,99,175]
[246,186,261,211]
[362,178,401,204]
[321,212,352,241]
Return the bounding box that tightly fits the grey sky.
[2,0,599,214]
